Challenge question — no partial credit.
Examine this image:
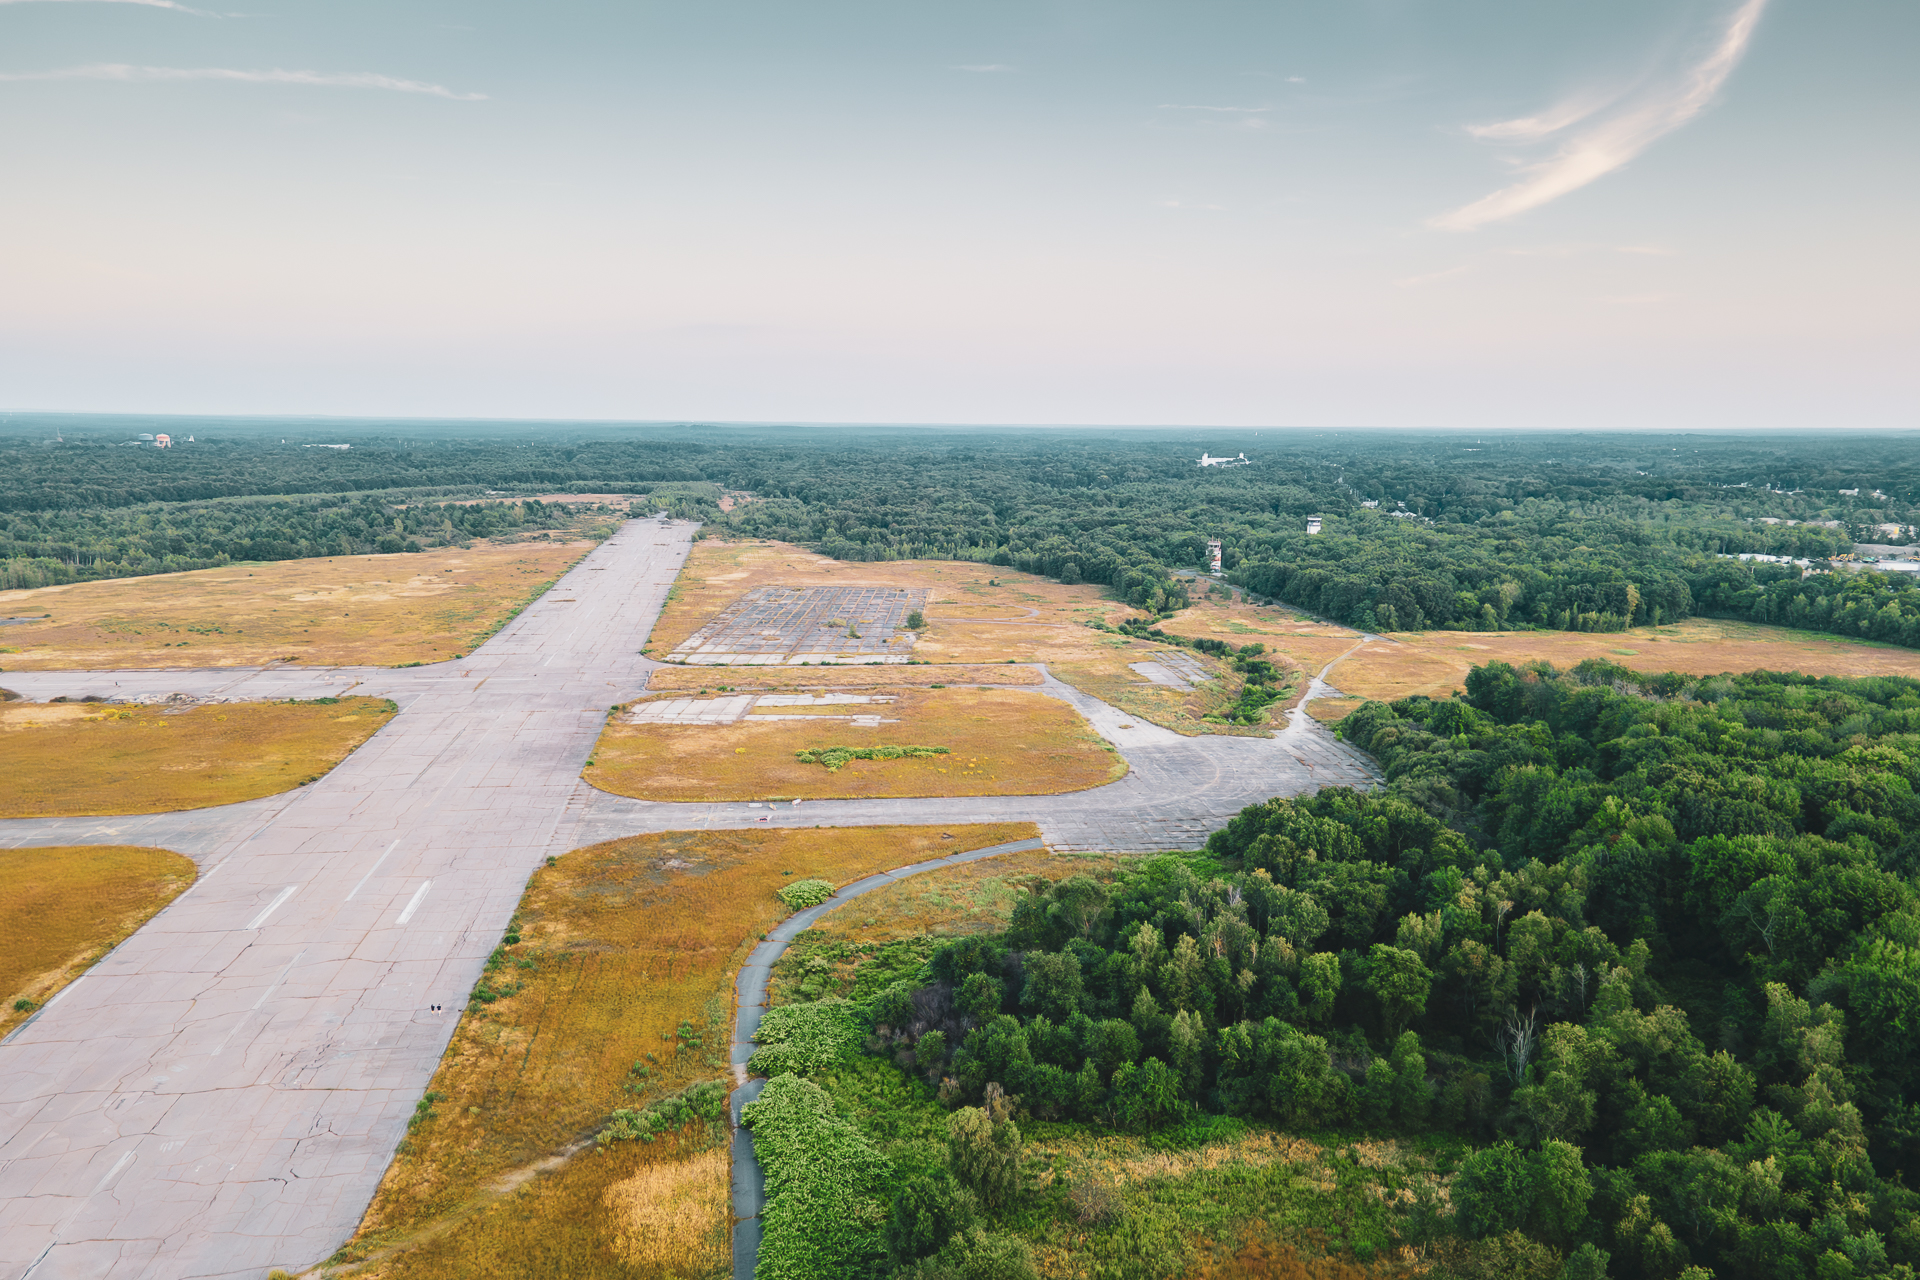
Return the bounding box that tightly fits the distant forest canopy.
[2,417,1919,645]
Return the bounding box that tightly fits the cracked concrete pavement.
[0,519,1378,1278]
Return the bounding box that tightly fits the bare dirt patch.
[645,662,1042,692]
[0,543,591,670]
[587,686,1123,801]
[0,845,196,1038]
[0,697,395,817]
[1338,617,1920,705]
[340,823,1038,1279]
[647,539,1138,663]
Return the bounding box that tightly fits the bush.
[600,1080,728,1146]
[777,878,835,909]
[740,1073,891,1279]
[896,1226,1038,1280]
[793,744,951,770]
[906,610,925,630]
[749,998,863,1076]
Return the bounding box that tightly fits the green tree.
[1366,944,1432,1037]
[958,972,1005,1024]
[1112,1057,1186,1130]
[886,1172,979,1263]
[948,1107,1022,1213]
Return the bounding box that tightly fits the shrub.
[600,1080,728,1146]
[777,878,835,909]
[896,1226,1038,1280]
[749,997,863,1075]
[740,1073,891,1279]
[793,744,952,770]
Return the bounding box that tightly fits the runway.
[0,519,1379,1278]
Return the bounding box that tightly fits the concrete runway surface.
[0,519,1378,1278]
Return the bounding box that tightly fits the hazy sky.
[2,0,1913,428]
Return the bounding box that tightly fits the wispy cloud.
[1158,104,1270,113]
[0,63,487,98]
[0,0,212,11]
[953,63,1012,73]
[1433,0,1767,231]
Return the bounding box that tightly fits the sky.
[0,0,1914,429]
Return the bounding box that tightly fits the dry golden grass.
[646,538,1138,663]
[0,542,591,669]
[645,662,1042,691]
[0,845,195,1038]
[0,697,394,817]
[342,822,1038,1278]
[346,1130,724,1280]
[1306,697,1365,724]
[1336,616,1920,705]
[587,687,1123,801]
[605,1145,731,1272]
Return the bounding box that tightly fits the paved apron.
[0,521,1379,1278]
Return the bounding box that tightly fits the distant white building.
[1306,517,1323,535]
[1198,452,1250,468]
[1360,499,1379,509]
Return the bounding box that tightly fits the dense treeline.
[6,421,1920,647]
[756,660,1920,1278]
[0,497,595,590]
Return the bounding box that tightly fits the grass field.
[336,823,1039,1280]
[0,542,591,669]
[1327,616,1920,710]
[0,845,196,1038]
[587,686,1124,801]
[0,696,394,817]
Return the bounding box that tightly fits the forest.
[739,660,1920,1279]
[3,417,1919,646]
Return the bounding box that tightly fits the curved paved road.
[0,520,1377,1279]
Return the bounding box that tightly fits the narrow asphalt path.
[0,532,1380,1279]
[725,835,1048,1278]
